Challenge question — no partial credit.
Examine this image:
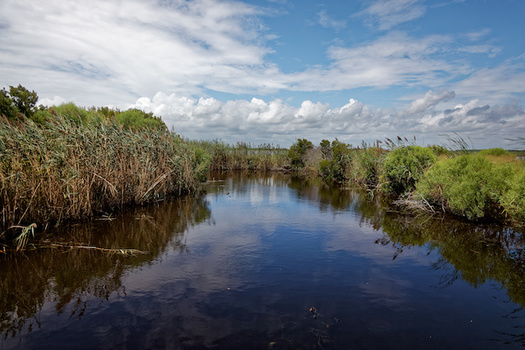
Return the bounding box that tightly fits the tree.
[288,138,313,168]
[0,84,38,119]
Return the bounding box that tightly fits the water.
[1,172,524,349]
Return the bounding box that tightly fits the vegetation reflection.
[0,195,210,338]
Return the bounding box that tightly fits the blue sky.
[1,0,524,148]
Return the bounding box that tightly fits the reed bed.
[189,140,289,172]
[0,114,196,230]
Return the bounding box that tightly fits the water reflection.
[0,194,211,339]
[1,172,524,349]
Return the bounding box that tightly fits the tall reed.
[0,114,196,229]
[188,140,289,172]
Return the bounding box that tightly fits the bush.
[317,139,351,182]
[499,167,525,223]
[416,155,510,220]
[116,109,167,130]
[288,139,313,168]
[381,146,437,195]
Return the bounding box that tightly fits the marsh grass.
[189,140,289,171]
[0,114,196,232]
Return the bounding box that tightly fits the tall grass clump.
[347,142,388,190]
[0,112,196,230]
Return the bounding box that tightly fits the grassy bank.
[289,138,525,227]
[1,106,197,248]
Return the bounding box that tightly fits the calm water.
[1,172,524,349]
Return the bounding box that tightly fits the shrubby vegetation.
[381,145,437,195]
[287,136,524,227]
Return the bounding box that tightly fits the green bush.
[116,109,167,130]
[416,155,510,220]
[381,146,437,195]
[288,138,313,168]
[317,139,351,182]
[499,167,525,223]
[52,103,92,124]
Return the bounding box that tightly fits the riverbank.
[282,138,525,228]
[1,107,197,249]
[1,93,524,250]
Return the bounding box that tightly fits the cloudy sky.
[1,0,524,148]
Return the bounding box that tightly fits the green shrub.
[416,154,510,220]
[52,103,91,124]
[381,146,437,195]
[317,139,351,182]
[429,144,449,156]
[499,167,525,223]
[479,148,510,156]
[116,109,167,130]
[288,138,313,168]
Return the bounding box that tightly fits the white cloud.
[317,10,346,31]
[0,0,276,106]
[356,0,426,30]
[465,28,491,42]
[453,59,525,103]
[406,90,455,114]
[289,32,459,91]
[457,45,501,57]
[127,92,524,149]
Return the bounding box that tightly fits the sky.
[1,0,524,148]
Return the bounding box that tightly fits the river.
[1,172,524,349]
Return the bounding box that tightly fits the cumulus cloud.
[128,92,524,149]
[406,90,455,114]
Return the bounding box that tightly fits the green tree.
[0,85,38,120]
[0,88,17,119]
[288,138,313,168]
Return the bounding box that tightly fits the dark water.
[1,172,524,349]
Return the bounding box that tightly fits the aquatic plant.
[0,112,196,231]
